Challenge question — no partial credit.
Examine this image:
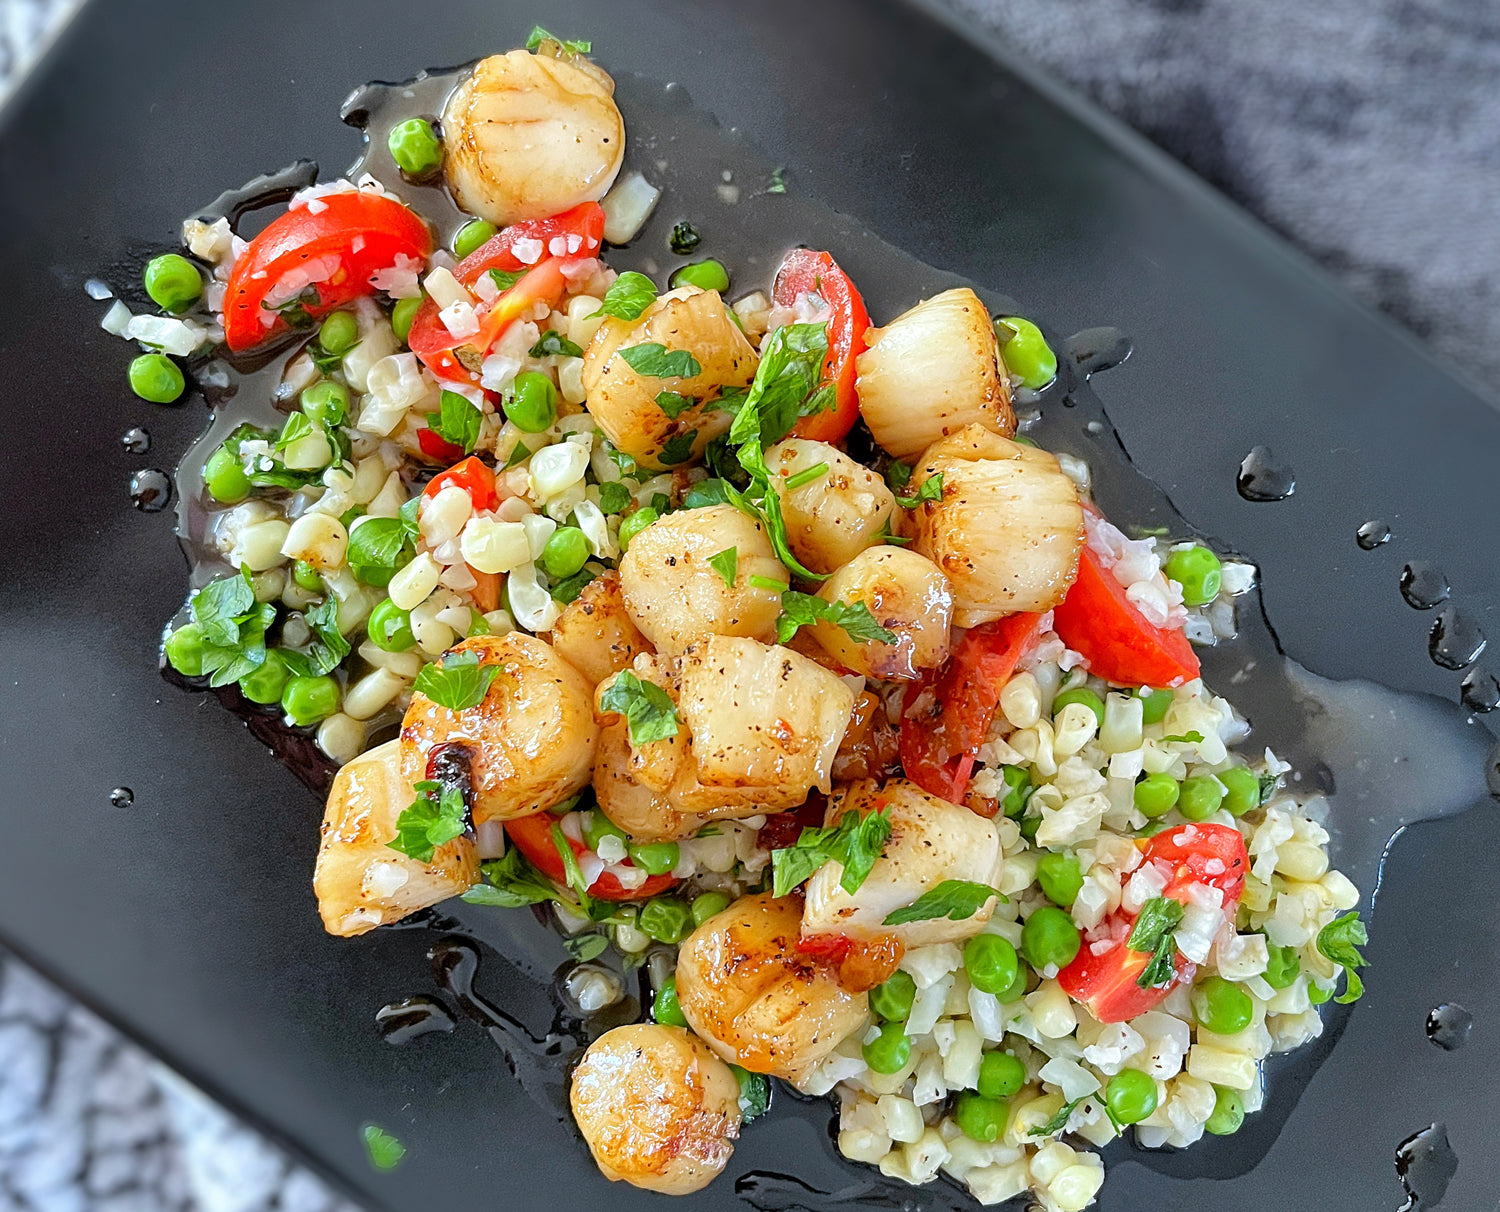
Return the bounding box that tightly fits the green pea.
[639,897,691,944]
[365,599,415,652]
[861,1021,912,1075]
[581,809,628,852]
[292,560,324,592]
[976,1051,1026,1100]
[301,380,350,428]
[129,354,185,403]
[1164,545,1223,606]
[317,309,359,356]
[1264,944,1301,990]
[999,765,1032,818]
[1138,687,1173,725]
[1218,766,1260,818]
[239,649,291,705]
[507,370,558,433]
[1179,775,1226,821]
[143,253,203,313]
[1021,907,1081,971]
[953,1091,1009,1143]
[628,841,680,876]
[1104,1068,1158,1125]
[1037,852,1083,907]
[868,970,916,1022]
[392,295,423,344]
[387,117,443,177]
[163,623,205,676]
[202,444,251,503]
[1018,813,1041,842]
[669,259,730,293]
[1204,1085,1244,1136]
[1134,773,1181,818]
[1052,685,1105,728]
[964,934,1020,996]
[690,891,732,927]
[652,975,688,1027]
[453,219,498,259]
[618,507,659,552]
[992,964,1029,1003]
[1192,976,1254,1035]
[541,526,590,579]
[995,315,1057,389]
[281,674,339,726]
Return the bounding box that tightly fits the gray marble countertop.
[1,1,1496,1210]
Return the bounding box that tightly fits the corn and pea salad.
[97,31,1372,1212]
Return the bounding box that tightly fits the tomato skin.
[422,456,498,512]
[407,257,572,382]
[223,192,433,352]
[774,249,870,444]
[1057,823,1249,1022]
[456,202,604,278]
[1051,545,1200,687]
[899,613,1042,804]
[505,814,678,902]
[417,426,464,463]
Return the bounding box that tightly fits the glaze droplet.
[1425,1003,1473,1051]
[1428,607,1486,671]
[128,469,173,512]
[1394,1123,1458,1211]
[1460,668,1499,714]
[109,787,134,808]
[121,427,150,455]
[1400,562,1450,610]
[1236,446,1296,501]
[1064,327,1133,376]
[1357,519,1392,549]
[376,995,456,1044]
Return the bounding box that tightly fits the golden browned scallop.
[809,547,953,680]
[764,438,896,574]
[570,1023,742,1195]
[675,893,869,1078]
[399,634,598,824]
[546,570,651,686]
[313,739,477,937]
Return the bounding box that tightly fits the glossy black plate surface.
[1,1,1497,1209]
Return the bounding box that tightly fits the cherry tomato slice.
[1058,936,1196,1023]
[416,426,465,463]
[1051,544,1201,687]
[1143,821,1249,907]
[223,192,432,352]
[422,456,498,512]
[456,202,604,279]
[773,248,871,444]
[505,814,678,903]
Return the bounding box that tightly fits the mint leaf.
[413,649,501,710]
[734,1067,770,1121]
[895,472,944,509]
[488,267,525,293]
[709,546,738,588]
[767,167,787,195]
[529,328,584,359]
[592,271,658,321]
[727,322,830,449]
[619,343,701,380]
[362,1124,406,1171]
[347,517,413,572]
[426,389,482,455]
[526,25,591,53]
[304,595,350,676]
[387,779,468,863]
[466,850,571,909]
[882,880,1005,927]
[658,428,698,465]
[190,568,256,647]
[1126,896,1185,989]
[886,461,913,493]
[599,670,681,746]
[655,390,694,419]
[776,591,897,646]
[770,806,892,897]
[1316,911,1369,1004]
[275,411,315,452]
[597,481,632,514]
[563,932,610,962]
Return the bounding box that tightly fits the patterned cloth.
[2,0,1497,1210]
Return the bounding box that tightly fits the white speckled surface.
[1,0,1496,1209]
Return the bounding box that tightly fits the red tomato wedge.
[222,192,433,352]
[505,814,678,903]
[407,258,573,382]
[458,201,604,277]
[1058,823,1249,1022]
[899,613,1043,805]
[416,426,465,463]
[1051,544,1200,687]
[422,456,498,512]
[774,248,871,444]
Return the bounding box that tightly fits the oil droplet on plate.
[376,995,455,1044]
[1064,326,1133,376]
[1394,1123,1457,1211]
[109,787,133,808]
[129,469,172,512]
[1237,446,1296,501]
[1428,607,1486,671]
[1425,1003,1473,1051]
[1400,562,1450,609]
[1460,668,1499,713]
[121,427,150,455]
[1357,519,1392,549]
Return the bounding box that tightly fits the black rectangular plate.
[0,1,1496,1209]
